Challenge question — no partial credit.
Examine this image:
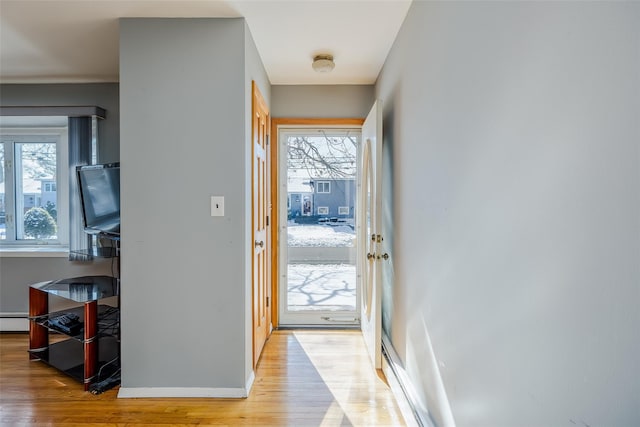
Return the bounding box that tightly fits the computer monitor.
[76,163,120,237]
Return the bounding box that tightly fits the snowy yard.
[287,263,356,311]
[287,224,355,247]
[285,223,357,311]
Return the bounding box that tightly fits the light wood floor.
[0,330,406,426]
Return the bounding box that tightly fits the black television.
[76,163,120,238]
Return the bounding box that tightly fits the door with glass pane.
[279,128,361,326]
[360,101,383,369]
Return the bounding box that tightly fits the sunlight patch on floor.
[292,331,406,427]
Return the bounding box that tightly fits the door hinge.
[266,296,270,307]
[266,215,269,226]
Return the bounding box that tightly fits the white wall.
[120,18,258,394]
[376,2,640,426]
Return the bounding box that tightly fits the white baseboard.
[382,351,421,427]
[382,334,437,427]
[118,371,254,398]
[245,370,255,395]
[0,313,28,332]
[118,386,249,399]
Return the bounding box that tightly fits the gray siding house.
[311,178,355,219]
[287,176,355,220]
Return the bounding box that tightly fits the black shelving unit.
[28,275,120,391]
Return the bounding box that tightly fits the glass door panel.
[279,129,361,326]
[0,144,5,239]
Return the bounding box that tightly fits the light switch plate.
[211,196,224,217]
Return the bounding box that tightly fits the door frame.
[270,118,364,328]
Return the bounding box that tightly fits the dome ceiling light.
[312,54,335,73]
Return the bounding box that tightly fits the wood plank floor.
[0,330,406,426]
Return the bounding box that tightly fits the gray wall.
[376,2,640,426]
[120,17,268,392]
[0,256,113,313]
[272,85,373,118]
[0,83,120,162]
[0,83,120,318]
[243,19,271,387]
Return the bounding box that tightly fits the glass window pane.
[286,133,358,313]
[17,142,58,240]
[0,144,5,240]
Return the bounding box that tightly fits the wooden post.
[83,300,98,391]
[28,286,48,359]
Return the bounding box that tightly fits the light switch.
[211,196,224,217]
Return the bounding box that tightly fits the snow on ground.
[286,224,357,310]
[287,263,356,311]
[288,224,355,247]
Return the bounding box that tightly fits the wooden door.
[252,81,271,367]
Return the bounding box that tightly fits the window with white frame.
[338,206,350,215]
[316,181,330,193]
[0,130,68,245]
[317,206,329,215]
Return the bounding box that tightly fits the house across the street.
[287,175,354,220]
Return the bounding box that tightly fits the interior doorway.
[273,120,364,327]
[252,82,271,366]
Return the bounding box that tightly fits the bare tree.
[21,143,56,179]
[287,132,357,179]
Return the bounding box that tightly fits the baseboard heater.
[382,334,436,427]
[0,312,29,332]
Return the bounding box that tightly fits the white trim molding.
[0,248,69,257]
[382,351,422,427]
[118,386,250,399]
[245,370,255,395]
[382,333,455,427]
[0,313,29,331]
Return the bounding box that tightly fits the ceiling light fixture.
[312,54,335,73]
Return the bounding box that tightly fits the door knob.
[255,240,264,248]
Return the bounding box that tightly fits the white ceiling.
[0,0,412,85]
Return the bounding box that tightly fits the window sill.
[0,246,69,258]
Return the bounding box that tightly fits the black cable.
[89,368,121,395]
[96,355,120,379]
[98,306,119,317]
